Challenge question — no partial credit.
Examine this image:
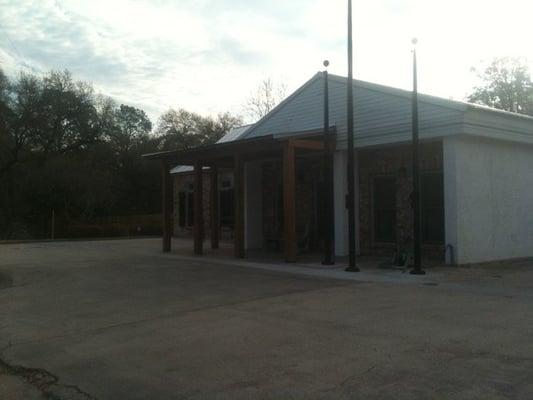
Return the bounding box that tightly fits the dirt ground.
[1,238,532,399]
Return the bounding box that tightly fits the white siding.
[244,74,466,148]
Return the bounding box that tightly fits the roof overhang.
[143,127,335,167]
[143,135,279,167]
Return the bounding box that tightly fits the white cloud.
[1,0,533,122]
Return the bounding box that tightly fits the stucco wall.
[443,135,533,264]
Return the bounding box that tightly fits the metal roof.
[216,123,254,143]
[170,165,207,174]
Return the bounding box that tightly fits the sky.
[1,0,533,123]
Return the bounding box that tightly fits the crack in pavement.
[0,346,97,400]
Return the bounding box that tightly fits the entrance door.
[372,176,397,244]
[421,172,444,243]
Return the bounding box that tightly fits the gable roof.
[242,72,533,147]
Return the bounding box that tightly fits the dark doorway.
[220,187,234,229]
[186,191,194,227]
[316,181,326,240]
[421,172,445,243]
[373,176,397,243]
[178,192,186,227]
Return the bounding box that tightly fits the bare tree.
[244,78,287,121]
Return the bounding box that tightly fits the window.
[373,176,397,243]
[178,192,186,227]
[177,183,194,228]
[186,191,194,227]
[220,188,234,228]
[421,172,444,242]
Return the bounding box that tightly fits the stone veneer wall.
[358,141,444,259]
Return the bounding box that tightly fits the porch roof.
[143,128,333,167]
[153,127,334,264]
[143,135,280,167]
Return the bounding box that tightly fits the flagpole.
[345,0,359,272]
[410,38,425,275]
[322,60,334,265]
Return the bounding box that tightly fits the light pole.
[345,0,359,272]
[322,60,334,265]
[410,38,426,275]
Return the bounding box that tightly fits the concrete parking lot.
[1,238,533,399]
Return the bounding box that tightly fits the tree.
[109,104,152,156]
[468,57,533,115]
[155,109,241,151]
[0,65,241,239]
[202,112,243,143]
[103,103,158,215]
[244,78,287,121]
[0,70,16,176]
[30,70,100,154]
[0,67,157,238]
[0,72,41,178]
[155,109,205,150]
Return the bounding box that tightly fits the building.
[146,72,533,266]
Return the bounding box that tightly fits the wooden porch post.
[283,141,297,262]
[210,166,219,249]
[161,161,172,252]
[234,155,245,258]
[193,160,203,255]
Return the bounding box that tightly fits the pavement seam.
[5,282,354,348]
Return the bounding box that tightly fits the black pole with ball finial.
[322,60,335,265]
[410,38,426,275]
[345,0,359,272]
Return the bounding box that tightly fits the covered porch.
[145,131,335,263]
